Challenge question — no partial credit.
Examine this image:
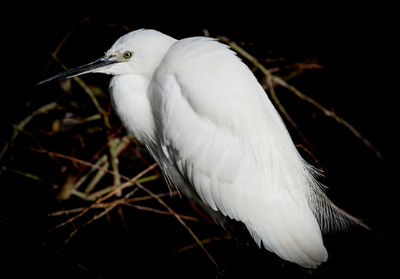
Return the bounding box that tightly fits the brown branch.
[0,102,59,161]
[220,37,313,148]
[86,174,160,201]
[48,192,174,216]
[220,36,383,160]
[264,76,314,149]
[64,201,116,244]
[34,148,158,232]
[134,182,219,268]
[124,204,199,222]
[171,235,232,255]
[272,77,383,160]
[35,148,215,266]
[108,136,122,196]
[64,186,139,243]
[49,54,108,122]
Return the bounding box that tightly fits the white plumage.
[40,29,359,268]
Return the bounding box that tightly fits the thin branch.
[108,136,122,196]
[83,155,109,194]
[220,38,312,148]
[134,182,219,268]
[125,192,172,203]
[43,28,75,74]
[48,192,174,216]
[64,186,139,242]
[264,75,313,149]
[0,102,59,161]
[221,36,383,160]
[123,203,199,222]
[74,133,130,195]
[39,148,216,265]
[0,166,43,181]
[171,235,232,255]
[272,76,383,159]
[50,54,107,121]
[85,174,160,201]
[35,149,158,232]
[64,201,117,243]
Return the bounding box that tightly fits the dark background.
[0,3,395,279]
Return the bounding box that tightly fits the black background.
[0,3,395,279]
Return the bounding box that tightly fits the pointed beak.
[37,56,118,85]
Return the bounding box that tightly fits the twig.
[50,54,108,122]
[65,201,117,243]
[272,76,383,159]
[74,133,130,195]
[48,162,156,233]
[82,155,109,194]
[32,148,159,231]
[81,134,131,197]
[85,174,161,201]
[220,38,312,148]
[221,36,383,160]
[134,182,219,268]
[171,235,232,255]
[0,102,59,161]
[48,192,174,216]
[264,75,313,149]
[123,203,199,222]
[65,186,139,243]
[31,146,160,201]
[43,28,75,74]
[44,153,212,264]
[108,136,122,196]
[63,186,196,243]
[43,14,96,74]
[0,166,43,181]
[125,192,172,203]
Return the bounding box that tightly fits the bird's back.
[150,36,349,267]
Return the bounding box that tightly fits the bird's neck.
[110,75,156,145]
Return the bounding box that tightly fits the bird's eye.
[122,51,132,59]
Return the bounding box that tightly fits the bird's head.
[38,29,176,85]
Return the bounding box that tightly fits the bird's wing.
[151,38,331,267]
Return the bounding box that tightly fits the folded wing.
[150,37,345,267]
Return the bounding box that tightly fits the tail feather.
[243,192,328,268]
[303,162,369,233]
[242,160,365,268]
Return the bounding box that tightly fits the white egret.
[39,29,361,268]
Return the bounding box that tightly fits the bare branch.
[134,182,219,268]
[124,203,199,222]
[0,102,59,161]
[220,36,382,160]
[272,76,383,159]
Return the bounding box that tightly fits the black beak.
[37,56,118,85]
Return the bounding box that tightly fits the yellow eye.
[122,51,132,59]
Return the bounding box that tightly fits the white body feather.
[103,30,351,268]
